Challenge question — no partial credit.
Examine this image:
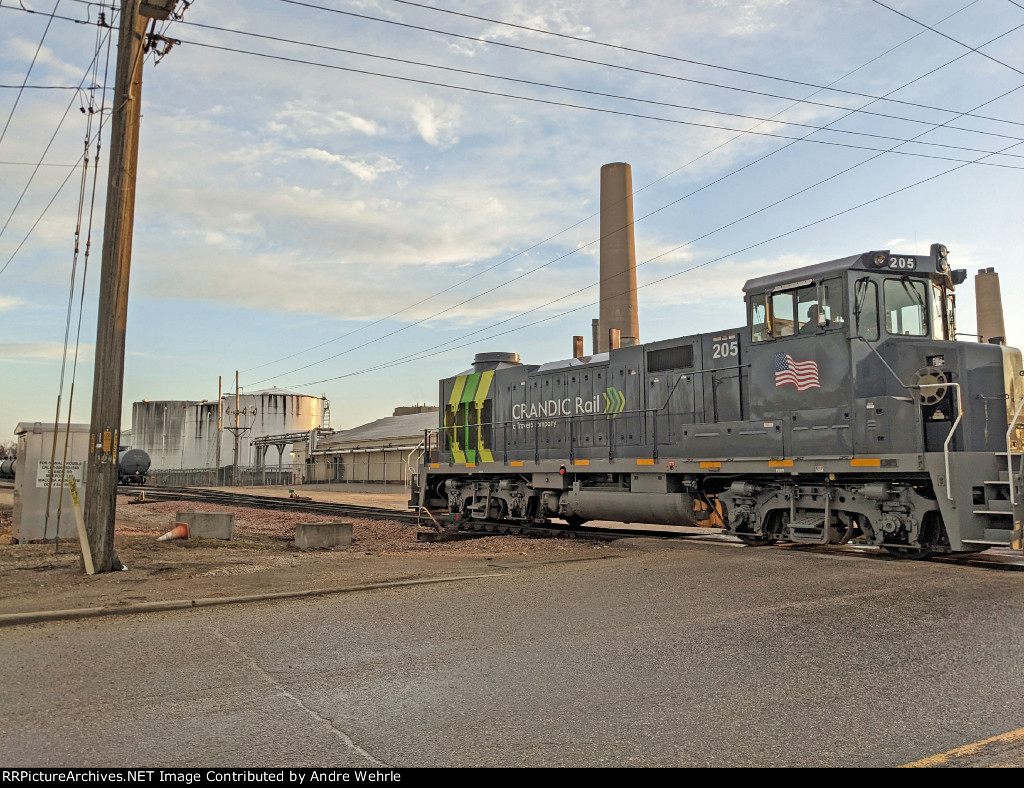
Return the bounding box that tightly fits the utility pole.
[83,0,180,573]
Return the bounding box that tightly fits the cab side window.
[771,291,796,337]
[821,281,845,327]
[750,294,769,342]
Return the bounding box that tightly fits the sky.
[1,0,1023,439]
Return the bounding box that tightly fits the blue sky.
[2,0,1023,437]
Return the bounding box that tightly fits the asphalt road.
[2,537,1023,768]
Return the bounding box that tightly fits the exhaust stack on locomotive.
[416,243,1024,558]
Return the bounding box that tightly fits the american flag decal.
[775,352,820,391]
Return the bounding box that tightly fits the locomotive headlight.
[872,252,887,267]
[930,242,950,272]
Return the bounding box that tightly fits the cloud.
[0,296,22,311]
[0,343,93,364]
[266,106,384,139]
[293,148,402,182]
[409,99,462,147]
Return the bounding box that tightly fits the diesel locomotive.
[413,243,1024,558]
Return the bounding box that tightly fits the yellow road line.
[900,727,1024,768]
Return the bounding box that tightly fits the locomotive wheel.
[737,510,785,547]
[882,511,945,560]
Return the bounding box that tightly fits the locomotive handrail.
[913,382,961,502]
[1007,394,1024,506]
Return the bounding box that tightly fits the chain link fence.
[148,457,414,489]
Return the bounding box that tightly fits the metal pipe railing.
[1006,394,1024,506]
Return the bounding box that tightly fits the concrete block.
[295,521,353,550]
[176,511,234,540]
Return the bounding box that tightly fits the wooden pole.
[82,1,149,573]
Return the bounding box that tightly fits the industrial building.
[304,406,437,488]
[126,388,329,484]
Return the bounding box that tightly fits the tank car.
[118,448,151,485]
[413,243,1024,558]
[0,458,15,481]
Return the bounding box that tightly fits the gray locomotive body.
[415,244,1024,557]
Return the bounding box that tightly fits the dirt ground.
[0,485,610,618]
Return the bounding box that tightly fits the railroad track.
[427,516,1024,569]
[27,483,1024,568]
[117,485,423,524]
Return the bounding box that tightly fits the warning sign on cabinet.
[36,460,85,489]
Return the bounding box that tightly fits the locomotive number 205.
[888,256,917,270]
[712,340,738,359]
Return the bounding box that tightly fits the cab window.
[820,282,845,328]
[750,294,769,342]
[752,284,821,341]
[855,279,879,341]
[884,278,928,337]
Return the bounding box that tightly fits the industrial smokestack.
[573,336,584,359]
[975,267,1006,345]
[598,162,639,353]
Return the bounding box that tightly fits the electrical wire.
[0,0,61,149]
[870,0,1024,77]
[42,0,111,544]
[13,0,1022,138]
[288,137,1024,389]
[243,1,1024,385]
[265,55,1024,389]
[176,19,1024,157]
[278,0,1024,129]
[174,38,1024,172]
[0,13,114,273]
[242,0,996,378]
[51,0,115,550]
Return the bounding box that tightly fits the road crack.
[211,628,390,767]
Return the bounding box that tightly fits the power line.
[242,0,993,379]
[0,84,106,90]
[12,0,1024,140]
[174,38,1024,172]
[0,21,114,271]
[870,0,1024,77]
[277,0,1024,129]
[0,0,62,149]
[0,152,84,277]
[245,1,1024,386]
[177,19,1024,158]
[286,138,1022,389]
[260,40,1024,390]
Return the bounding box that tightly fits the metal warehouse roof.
[320,411,438,447]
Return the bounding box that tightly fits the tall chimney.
[975,267,1006,345]
[598,162,639,353]
[573,336,584,359]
